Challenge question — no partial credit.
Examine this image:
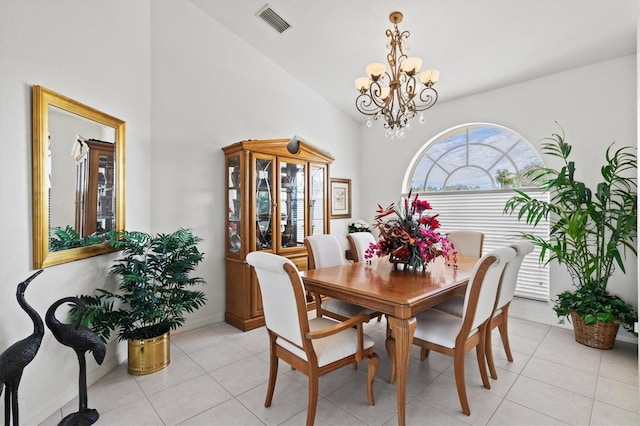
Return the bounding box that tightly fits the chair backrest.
[495,240,535,309]
[346,232,376,262]
[447,230,484,257]
[246,251,308,347]
[305,234,345,269]
[461,246,516,334]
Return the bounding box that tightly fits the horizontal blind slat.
[423,190,550,300]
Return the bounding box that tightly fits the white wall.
[0,1,152,423]
[358,55,638,337]
[147,0,362,328]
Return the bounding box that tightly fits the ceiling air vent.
[256,5,291,34]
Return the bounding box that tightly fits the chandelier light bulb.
[355,77,372,91]
[366,119,373,128]
[379,87,391,100]
[419,113,425,124]
[401,57,422,75]
[366,63,386,80]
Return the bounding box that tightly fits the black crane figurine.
[46,297,106,426]
[0,269,44,426]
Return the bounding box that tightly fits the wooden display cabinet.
[75,139,115,237]
[222,138,333,331]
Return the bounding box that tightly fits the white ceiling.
[191,0,639,124]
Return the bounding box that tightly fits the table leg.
[387,316,416,426]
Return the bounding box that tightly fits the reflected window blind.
[425,189,550,300]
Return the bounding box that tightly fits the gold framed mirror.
[32,85,126,268]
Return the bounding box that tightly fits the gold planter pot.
[127,331,170,375]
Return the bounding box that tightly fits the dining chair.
[484,240,534,379]
[446,230,484,257]
[305,234,380,322]
[433,240,534,379]
[387,246,516,416]
[246,251,379,426]
[346,232,376,262]
[346,232,384,322]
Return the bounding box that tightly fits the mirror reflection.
[33,85,125,268]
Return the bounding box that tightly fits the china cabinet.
[75,139,115,238]
[222,138,333,331]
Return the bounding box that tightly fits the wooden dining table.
[301,256,478,426]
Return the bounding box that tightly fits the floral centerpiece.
[365,191,454,270]
[348,218,372,233]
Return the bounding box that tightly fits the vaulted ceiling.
[192,1,638,123]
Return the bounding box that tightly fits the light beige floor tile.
[232,327,270,353]
[413,368,503,424]
[599,340,638,386]
[171,325,228,354]
[236,374,311,425]
[501,331,544,356]
[487,400,567,425]
[282,398,368,425]
[134,351,206,395]
[209,354,271,396]
[62,363,145,416]
[590,400,639,425]
[533,327,603,372]
[508,316,551,341]
[188,338,253,372]
[594,376,638,413]
[487,345,531,375]
[179,398,264,425]
[326,373,399,426]
[505,375,592,424]
[209,321,249,338]
[38,410,63,426]
[438,357,518,399]
[521,356,597,397]
[384,398,468,425]
[286,362,363,397]
[148,374,233,425]
[96,397,164,425]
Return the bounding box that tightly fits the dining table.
[301,255,478,426]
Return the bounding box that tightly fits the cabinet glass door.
[227,156,241,254]
[279,160,305,249]
[255,157,274,251]
[96,152,115,233]
[310,164,326,235]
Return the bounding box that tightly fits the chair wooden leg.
[306,370,319,426]
[265,344,278,407]
[485,324,498,380]
[385,335,396,384]
[420,347,430,361]
[476,327,491,390]
[453,349,471,416]
[366,353,380,406]
[498,307,513,362]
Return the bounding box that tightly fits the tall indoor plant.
[504,127,637,348]
[79,228,207,373]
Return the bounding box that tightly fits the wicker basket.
[570,311,619,349]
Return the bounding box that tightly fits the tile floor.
[41,316,638,425]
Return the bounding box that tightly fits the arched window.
[405,123,550,300]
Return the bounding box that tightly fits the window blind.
[424,189,550,301]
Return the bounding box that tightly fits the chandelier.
[354,11,440,139]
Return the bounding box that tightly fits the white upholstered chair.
[447,230,484,257]
[388,247,516,416]
[434,241,534,379]
[346,232,376,262]
[305,234,380,322]
[246,251,379,426]
[485,240,534,378]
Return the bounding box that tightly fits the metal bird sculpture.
[0,269,44,426]
[46,297,106,426]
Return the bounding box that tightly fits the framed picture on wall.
[330,178,351,219]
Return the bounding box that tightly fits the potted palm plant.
[504,127,637,349]
[78,228,207,374]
